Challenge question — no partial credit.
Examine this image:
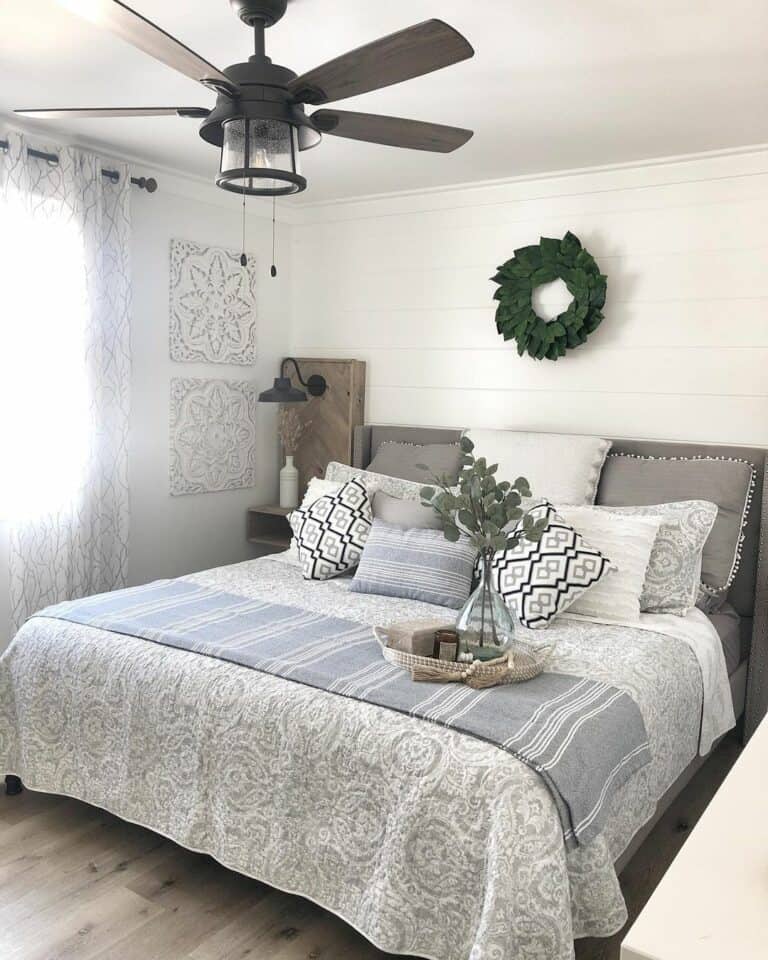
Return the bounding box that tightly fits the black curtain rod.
[0,139,157,193]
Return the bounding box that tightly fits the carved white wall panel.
[169,238,257,364]
[170,378,257,495]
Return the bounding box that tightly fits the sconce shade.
[258,376,308,403]
[259,358,328,403]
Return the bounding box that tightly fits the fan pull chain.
[240,186,248,267]
[270,196,278,278]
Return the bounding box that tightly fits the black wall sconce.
[259,357,328,403]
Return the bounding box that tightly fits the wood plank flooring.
[0,738,741,960]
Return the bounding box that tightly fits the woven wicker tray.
[374,628,554,688]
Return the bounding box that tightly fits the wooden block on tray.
[385,619,456,658]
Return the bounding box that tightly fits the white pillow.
[556,505,662,623]
[301,476,343,504]
[464,429,611,504]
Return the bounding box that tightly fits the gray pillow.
[598,501,718,615]
[351,519,476,609]
[372,490,442,529]
[367,441,462,483]
[597,454,755,604]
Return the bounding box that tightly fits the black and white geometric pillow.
[491,501,613,628]
[289,477,373,581]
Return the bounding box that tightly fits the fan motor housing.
[199,58,322,151]
[229,0,288,28]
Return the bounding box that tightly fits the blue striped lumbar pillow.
[350,519,476,609]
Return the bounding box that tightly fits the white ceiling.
[1,0,767,203]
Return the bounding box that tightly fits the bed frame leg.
[5,775,22,796]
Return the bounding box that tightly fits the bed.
[1,428,766,960]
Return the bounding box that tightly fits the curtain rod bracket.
[0,139,158,192]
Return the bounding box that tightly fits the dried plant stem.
[278,407,311,456]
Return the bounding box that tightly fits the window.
[0,186,92,520]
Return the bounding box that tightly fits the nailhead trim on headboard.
[377,440,460,448]
[746,452,768,740]
[606,452,757,595]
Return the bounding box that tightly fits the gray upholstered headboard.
[352,424,768,739]
[605,438,765,621]
[353,425,465,471]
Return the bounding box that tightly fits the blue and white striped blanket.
[35,579,651,845]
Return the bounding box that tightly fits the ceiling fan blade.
[57,0,236,95]
[289,19,473,106]
[15,107,210,119]
[311,109,473,153]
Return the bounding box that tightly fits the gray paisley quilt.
[31,580,652,847]
[0,556,734,960]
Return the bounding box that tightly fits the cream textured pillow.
[464,429,611,504]
[301,476,343,504]
[325,462,425,501]
[556,505,662,623]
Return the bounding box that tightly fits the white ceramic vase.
[279,455,299,508]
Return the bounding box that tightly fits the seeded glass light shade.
[217,117,306,196]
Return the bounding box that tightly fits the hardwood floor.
[574,735,741,960]
[0,738,741,960]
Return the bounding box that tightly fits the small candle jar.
[433,628,459,660]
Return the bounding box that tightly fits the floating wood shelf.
[247,505,292,551]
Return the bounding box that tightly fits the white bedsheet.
[561,607,734,754]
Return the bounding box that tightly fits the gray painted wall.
[127,186,290,590]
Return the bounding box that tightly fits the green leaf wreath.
[491,231,607,361]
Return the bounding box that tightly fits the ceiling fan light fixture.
[216,116,306,197]
[34,6,475,201]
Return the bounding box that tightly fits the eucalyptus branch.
[418,436,548,554]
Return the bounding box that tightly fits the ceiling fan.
[17,0,475,197]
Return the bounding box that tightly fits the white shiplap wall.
[290,148,768,446]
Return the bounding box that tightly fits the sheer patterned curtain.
[0,132,131,629]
